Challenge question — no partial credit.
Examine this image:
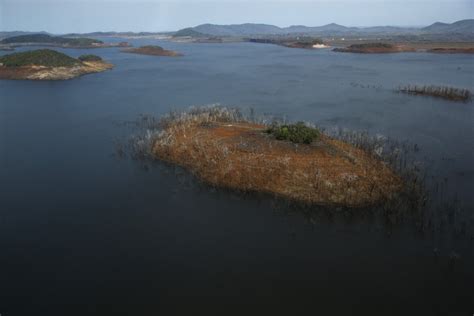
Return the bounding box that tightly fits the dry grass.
[148,106,403,207]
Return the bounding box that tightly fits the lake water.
[0,39,473,315]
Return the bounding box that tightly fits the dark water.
[0,39,473,315]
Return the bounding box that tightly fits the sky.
[1,0,473,33]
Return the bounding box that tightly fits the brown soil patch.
[152,120,403,207]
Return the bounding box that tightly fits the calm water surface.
[0,39,473,315]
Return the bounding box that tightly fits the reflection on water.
[0,39,473,315]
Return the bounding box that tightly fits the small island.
[248,37,329,49]
[147,107,403,207]
[333,43,416,53]
[0,34,130,49]
[121,45,182,57]
[427,47,474,54]
[0,49,113,80]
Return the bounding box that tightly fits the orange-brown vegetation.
[150,108,403,207]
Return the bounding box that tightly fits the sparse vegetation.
[127,105,406,207]
[398,85,472,101]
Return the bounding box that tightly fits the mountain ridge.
[175,19,474,37]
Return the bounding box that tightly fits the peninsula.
[121,45,182,57]
[0,49,113,80]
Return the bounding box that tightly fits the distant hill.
[174,20,473,38]
[62,31,169,37]
[193,23,283,36]
[359,26,419,34]
[285,23,358,34]
[0,31,49,40]
[174,22,414,37]
[173,28,208,38]
[1,34,103,46]
[422,19,474,34]
[283,23,415,35]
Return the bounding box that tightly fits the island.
[248,37,329,49]
[0,34,130,49]
[427,47,474,54]
[333,43,416,53]
[121,45,182,57]
[147,107,403,207]
[0,49,113,80]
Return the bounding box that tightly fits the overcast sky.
[1,0,473,33]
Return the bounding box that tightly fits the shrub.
[267,122,320,144]
[78,54,102,62]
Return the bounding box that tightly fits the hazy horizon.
[1,0,473,33]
